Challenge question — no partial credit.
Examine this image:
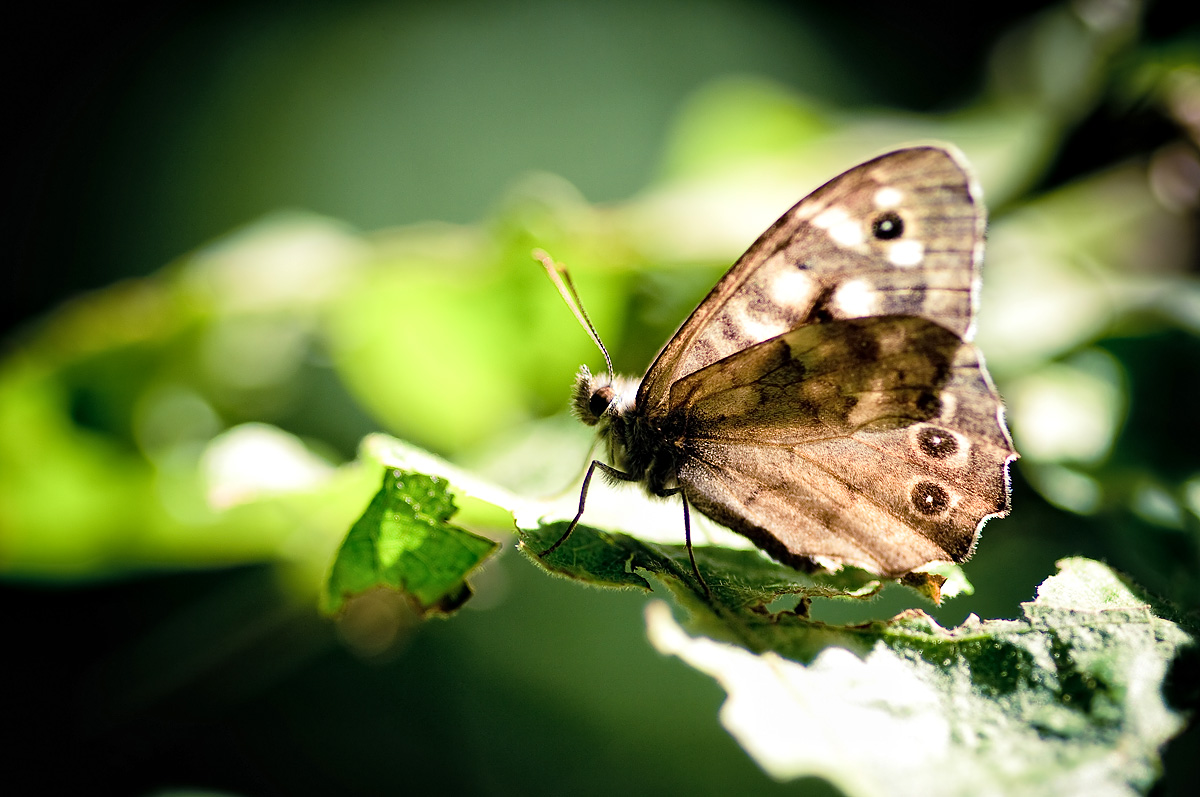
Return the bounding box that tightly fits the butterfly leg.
[539,459,638,557]
[674,490,712,599]
[540,462,713,601]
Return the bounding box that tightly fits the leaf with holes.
[647,557,1196,796]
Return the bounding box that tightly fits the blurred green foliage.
[5,0,1199,795]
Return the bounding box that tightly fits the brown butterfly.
[539,146,1016,591]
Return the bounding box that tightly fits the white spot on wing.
[888,240,924,267]
[874,187,903,208]
[812,206,849,229]
[794,200,825,220]
[938,393,958,420]
[830,220,864,247]
[765,266,819,312]
[910,425,971,469]
[812,206,864,247]
[832,279,877,317]
[740,314,791,341]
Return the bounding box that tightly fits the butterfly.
[538,146,1016,592]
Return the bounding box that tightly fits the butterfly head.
[572,365,638,427]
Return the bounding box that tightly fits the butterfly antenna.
[534,249,615,383]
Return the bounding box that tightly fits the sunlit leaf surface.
[322,469,500,616]
[648,558,1193,796]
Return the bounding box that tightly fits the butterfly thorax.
[573,366,683,496]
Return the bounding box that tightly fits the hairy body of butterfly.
[542,146,1017,583]
[571,370,683,496]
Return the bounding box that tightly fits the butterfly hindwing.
[680,445,954,576]
[669,315,961,445]
[669,321,1012,574]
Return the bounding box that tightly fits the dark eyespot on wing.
[872,211,905,240]
[917,426,958,458]
[911,481,951,515]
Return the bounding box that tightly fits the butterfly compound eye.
[589,385,615,418]
[872,212,904,240]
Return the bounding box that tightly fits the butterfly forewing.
[638,147,984,414]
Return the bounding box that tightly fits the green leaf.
[368,432,960,616]
[647,557,1195,796]
[518,496,950,627]
[321,468,500,617]
[348,439,1195,792]
[528,518,885,605]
